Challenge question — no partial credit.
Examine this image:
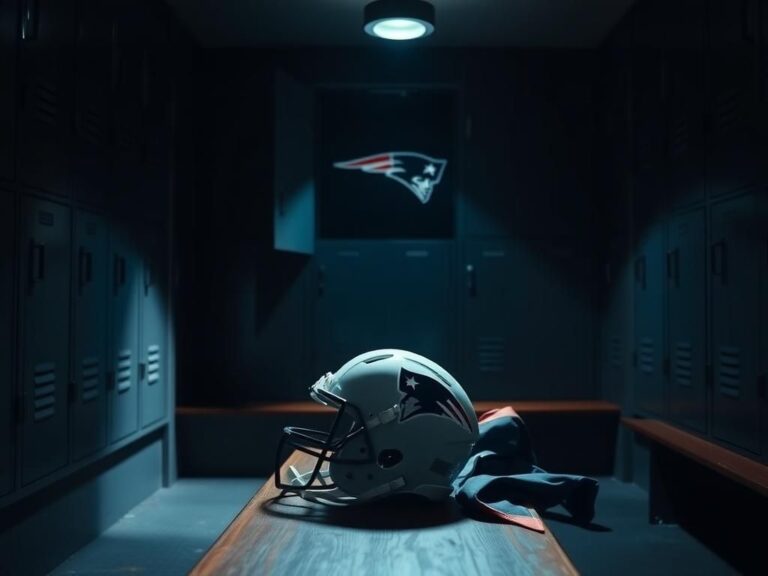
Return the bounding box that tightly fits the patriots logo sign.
[333,152,447,204]
[398,367,472,431]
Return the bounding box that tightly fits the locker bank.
[1,1,767,574]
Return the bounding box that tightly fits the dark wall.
[596,0,768,465]
[179,47,600,405]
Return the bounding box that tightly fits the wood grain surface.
[190,451,578,576]
[623,417,768,497]
[177,400,619,416]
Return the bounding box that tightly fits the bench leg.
[648,445,677,525]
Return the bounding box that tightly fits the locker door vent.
[477,337,505,373]
[718,347,740,398]
[81,357,100,402]
[669,117,689,156]
[609,336,622,368]
[116,350,132,393]
[147,345,160,385]
[32,78,58,126]
[674,342,693,387]
[33,362,56,422]
[639,338,655,374]
[714,90,739,132]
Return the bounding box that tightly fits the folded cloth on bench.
[452,406,599,532]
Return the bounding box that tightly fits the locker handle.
[666,249,680,287]
[21,0,39,41]
[634,255,646,290]
[466,264,476,298]
[113,255,126,292]
[144,258,154,294]
[711,240,727,284]
[78,248,93,292]
[28,240,45,289]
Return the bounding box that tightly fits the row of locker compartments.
[0,191,168,500]
[631,188,768,459]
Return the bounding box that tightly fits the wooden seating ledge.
[177,399,620,416]
[622,417,768,497]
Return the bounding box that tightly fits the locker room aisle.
[48,478,265,576]
[48,477,733,576]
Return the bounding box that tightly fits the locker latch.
[106,371,115,391]
[139,363,147,381]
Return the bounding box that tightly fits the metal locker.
[70,210,107,461]
[111,0,149,217]
[17,0,75,197]
[706,0,761,198]
[632,0,666,175]
[139,225,166,427]
[71,0,113,207]
[600,235,631,404]
[633,223,666,416]
[314,241,454,380]
[0,190,14,495]
[0,0,18,182]
[19,196,70,485]
[666,0,706,209]
[667,208,707,433]
[710,193,763,454]
[108,225,139,442]
[462,240,581,401]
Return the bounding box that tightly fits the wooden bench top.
[623,418,768,497]
[178,399,619,416]
[189,450,579,576]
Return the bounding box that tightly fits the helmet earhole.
[377,449,403,469]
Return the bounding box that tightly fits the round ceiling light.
[364,0,435,41]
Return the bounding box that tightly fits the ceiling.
[166,0,637,48]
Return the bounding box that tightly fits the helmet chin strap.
[286,465,406,505]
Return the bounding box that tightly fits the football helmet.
[275,349,478,505]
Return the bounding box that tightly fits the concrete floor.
[50,477,737,576]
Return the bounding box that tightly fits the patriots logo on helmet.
[333,152,447,204]
[398,367,472,430]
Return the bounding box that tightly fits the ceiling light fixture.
[364,0,435,41]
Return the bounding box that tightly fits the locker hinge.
[662,356,670,377]
[705,364,713,390]
[68,381,77,403]
[16,394,25,423]
[106,371,115,391]
[139,362,147,382]
[759,374,767,400]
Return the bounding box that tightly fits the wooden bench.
[622,417,768,574]
[623,418,768,498]
[189,450,579,576]
[177,400,620,477]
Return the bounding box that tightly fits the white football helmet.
[275,349,479,505]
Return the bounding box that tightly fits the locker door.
[71,0,112,207]
[19,197,70,485]
[314,241,454,379]
[17,0,75,197]
[666,0,706,209]
[108,226,139,442]
[707,0,761,197]
[0,0,18,182]
[111,0,148,217]
[461,241,594,400]
[70,210,107,461]
[633,224,666,416]
[600,235,631,404]
[139,226,166,427]
[0,190,14,495]
[667,208,707,432]
[710,194,763,454]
